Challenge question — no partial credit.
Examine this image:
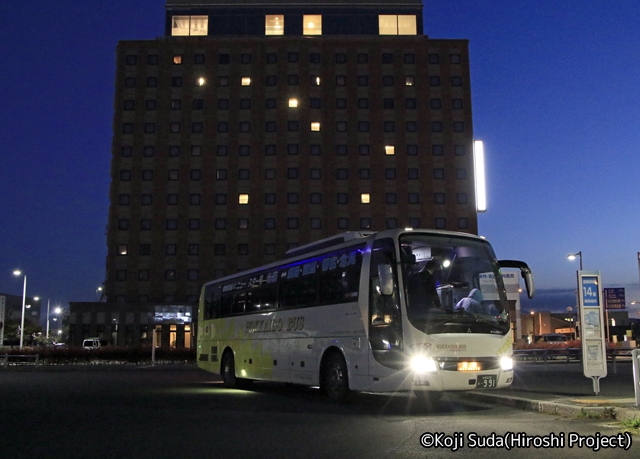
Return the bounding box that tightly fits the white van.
[82,338,101,350]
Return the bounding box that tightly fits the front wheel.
[322,353,350,402]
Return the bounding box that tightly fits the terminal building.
[69,0,479,347]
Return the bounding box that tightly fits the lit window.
[303,15,322,35]
[289,98,298,108]
[361,193,371,204]
[171,16,190,36]
[311,76,321,86]
[379,15,397,35]
[190,16,208,35]
[241,77,251,86]
[173,55,183,65]
[398,15,417,35]
[118,245,128,256]
[379,15,416,35]
[265,15,284,35]
[311,122,320,131]
[196,77,205,86]
[405,76,415,86]
[385,145,395,155]
[239,194,249,204]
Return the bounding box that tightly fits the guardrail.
[3,354,40,368]
[513,348,635,373]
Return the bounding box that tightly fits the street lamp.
[96,286,103,301]
[567,251,583,270]
[12,270,28,349]
[54,307,62,339]
[567,252,583,339]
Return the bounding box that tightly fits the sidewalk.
[459,360,640,421]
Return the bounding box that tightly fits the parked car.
[82,338,102,350]
[535,333,569,343]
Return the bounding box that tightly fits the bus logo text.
[245,317,305,334]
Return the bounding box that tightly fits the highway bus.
[197,228,534,401]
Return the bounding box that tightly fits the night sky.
[1,1,639,316]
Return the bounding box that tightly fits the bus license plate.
[477,375,497,389]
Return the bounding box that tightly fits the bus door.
[368,239,404,370]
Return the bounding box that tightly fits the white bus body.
[197,228,534,401]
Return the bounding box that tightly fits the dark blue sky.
[1,1,639,316]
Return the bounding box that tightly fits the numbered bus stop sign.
[578,271,607,394]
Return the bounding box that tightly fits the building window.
[189,219,200,230]
[408,193,420,204]
[406,121,417,132]
[287,218,299,229]
[265,244,276,255]
[288,74,299,85]
[238,169,250,180]
[336,145,347,156]
[383,98,394,109]
[303,15,322,35]
[287,168,299,179]
[265,193,276,204]
[171,15,208,36]
[216,145,228,156]
[385,168,396,179]
[435,218,446,229]
[195,77,205,87]
[458,218,469,229]
[407,145,418,156]
[139,244,150,256]
[337,193,349,204]
[432,144,444,155]
[265,15,284,35]
[455,145,466,156]
[140,219,151,230]
[239,98,251,110]
[287,144,299,155]
[166,244,177,256]
[336,121,347,132]
[453,122,465,132]
[117,244,128,256]
[219,54,230,64]
[382,76,394,86]
[357,53,368,63]
[452,99,464,109]
[124,100,135,111]
[456,168,467,179]
[357,76,369,87]
[310,168,321,179]
[167,194,178,205]
[310,144,321,155]
[215,194,227,205]
[215,219,226,230]
[192,122,203,133]
[336,76,346,86]
[457,193,468,204]
[359,144,370,155]
[405,76,415,86]
[190,194,201,205]
[219,76,229,87]
[408,168,419,180]
[434,168,445,179]
[191,146,202,156]
[171,77,182,88]
[125,77,136,88]
[404,53,415,64]
[217,122,228,133]
[165,270,177,281]
[142,170,153,181]
[310,193,321,204]
[116,270,127,281]
[238,219,249,229]
[310,218,321,229]
[337,218,348,230]
[265,218,276,229]
[122,123,133,134]
[310,98,321,109]
[265,169,276,179]
[190,169,201,181]
[241,77,251,86]
[239,122,250,132]
[434,193,446,204]
[386,218,398,229]
[265,145,276,156]
[120,170,131,181]
[188,244,199,255]
[378,15,417,35]
[238,244,249,256]
[239,145,250,156]
[310,52,321,63]
[287,193,299,204]
[360,193,371,204]
[431,121,443,132]
[166,219,178,230]
[265,121,276,132]
[385,145,395,155]
[310,75,321,86]
[405,98,417,109]
[118,194,130,206]
[386,193,397,204]
[141,194,152,205]
[429,76,441,87]
[288,121,299,131]
[126,55,137,65]
[289,98,298,108]
[118,219,129,230]
[336,98,347,109]
[382,53,393,64]
[310,122,320,131]
[383,121,395,132]
[360,218,372,229]
[336,169,348,180]
[451,76,463,87]
[358,98,369,109]
[121,146,132,157]
[239,194,249,204]
[358,121,370,132]
[266,98,277,109]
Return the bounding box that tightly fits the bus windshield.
[399,233,510,336]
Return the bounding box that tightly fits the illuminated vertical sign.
[0,296,5,345]
[473,140,487,213]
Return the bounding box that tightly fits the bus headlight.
[500,357,514,371]
[411,355,438,374]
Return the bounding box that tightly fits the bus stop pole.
[632,349,640,408]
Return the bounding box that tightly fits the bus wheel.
[323,353,350,402]
[221,351,237,388]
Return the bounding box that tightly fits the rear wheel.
[221,351,237,388]
[322,352,350,402]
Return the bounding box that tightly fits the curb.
[459,391,640,422]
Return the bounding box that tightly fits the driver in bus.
[455,288,484,314]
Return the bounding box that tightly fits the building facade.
[104,0,477,308]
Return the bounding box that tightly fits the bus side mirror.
[499,260,535,299]
[378,264,394,296]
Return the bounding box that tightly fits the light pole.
[96,286,103,301]
[12,270,27,349]
[46,299,50,339]
[567,251,583,339]
[54,307,62,339]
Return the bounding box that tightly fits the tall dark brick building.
[69,0,478,348]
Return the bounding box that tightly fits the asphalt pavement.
[459,358,640,421]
